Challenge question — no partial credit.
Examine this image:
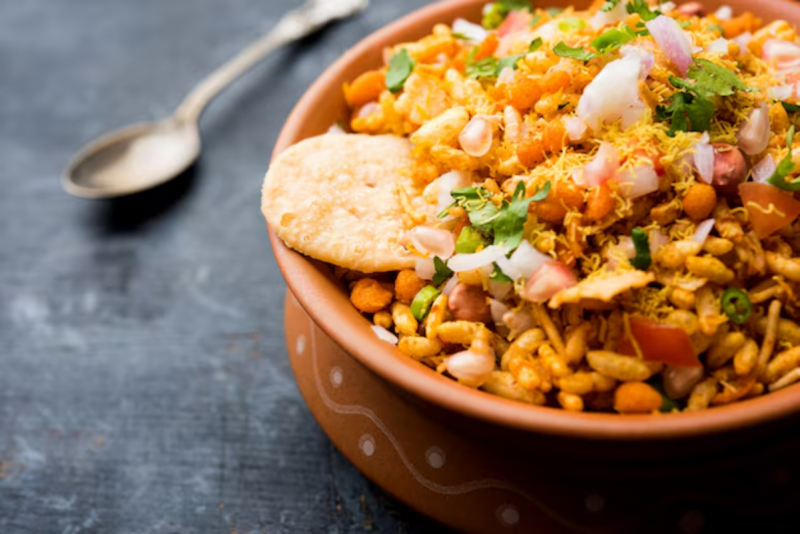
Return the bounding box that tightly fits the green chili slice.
[455,226,489,254]
[410,285,441,321]
[629,227,652,270]
[721,288,752,324]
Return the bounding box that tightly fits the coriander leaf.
[451,32,471,40]
[558,17,586,32]
[708,23,725,35]
[685,58,756,99]
[451,186,500,232]
[557,102,570,110]
[386,49,415,93]
[626,0,661,22]
[492,181,536,249]
[497,53,525,73]
[531,180,551,201]
[601,0,621,12]
[490,263,513,282]
[782,101,800,114]
[465,47,499,79]
[679,20,691,29]
[768,125,800,191]
[591,28,634,53]
[553,41,596,62]
[546,7,563,17]
[529,13,542,27]
[528,37,543,52]
[629,227,652,270]
[432,256,453,286]
[655,91,714,136]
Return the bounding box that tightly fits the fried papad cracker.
[262,134,431,273]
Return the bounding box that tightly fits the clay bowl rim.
[269,0,800,441]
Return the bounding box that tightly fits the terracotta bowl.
[269,0,800,530]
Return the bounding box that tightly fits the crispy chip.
[262,134,429,273]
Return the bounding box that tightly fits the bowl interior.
[269,0,800,440]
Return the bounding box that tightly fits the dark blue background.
[0,0,447,531]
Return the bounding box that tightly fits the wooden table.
[0,0,447,531]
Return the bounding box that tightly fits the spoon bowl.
[64,119,200,199]
[63,0,369,199]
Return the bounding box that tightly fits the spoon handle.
[174,1,362,124]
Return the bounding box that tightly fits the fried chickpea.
[585,183,615,221]
[395,269,427,305]
[613,382,663,414]
[682,183,717,220]
[535,181,585,223]
[506,76,543,111]
[517,135,546,167]
[350,278,393,313]
[543,121,567,154]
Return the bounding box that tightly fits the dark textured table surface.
[0,0,448,532]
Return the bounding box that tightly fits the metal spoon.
[63,0,370,199]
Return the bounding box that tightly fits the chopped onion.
[415,257,435,280]
[577,53,642,130]
[445,350,495,387]
[706,37,730,55]
[693,139,715,184]
[589,0,627,29]
[508,240,550,279]
[497,66,516,86]
[732,32,752,52]
[763,39,800,63]
[715,6,733,20]
[610,163,660,199]
[357,102,380,119]
[646,15,694,75]
[659,2,677,12]
[442,275,459,296]
[448,245,509,272]
[751,154,777,183]
[778,59,800,76]
[522,261,578,302]
[435,171,473,213]
[621,45,654,79]
[371,325,398,345]
[576,141,619,187]
[459,116,494,157]
[409,226,455,259]
[487,280,513,300]
[490,298,511,325]
[494,255,522,281]
[452,18,489,44]
[737,103,770,156]
[691,219,716,245]
[649,229,670,255]
[326,123,346,135]
[563,116,588,141]
[621,99,647,129]
[617,236,636,258]
[769,84,795,100]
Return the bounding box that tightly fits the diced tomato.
[522,260,577,302]
[497,10,533,37]
[474,32,499,60]
[739,182,800,239]
[619,316,702,368]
